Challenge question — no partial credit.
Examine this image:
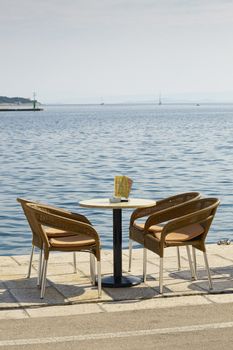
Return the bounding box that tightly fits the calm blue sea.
[0,103,233,255]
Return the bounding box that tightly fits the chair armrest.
[130,198,177,225]
[70,212,92,225]
[38,211,99,242]
[130,205,158,225]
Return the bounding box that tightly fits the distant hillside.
[0,96,35,104]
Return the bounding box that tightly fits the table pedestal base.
[101,275,141,288]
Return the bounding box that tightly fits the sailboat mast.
[33,92,36,110]
[158,92,162,105]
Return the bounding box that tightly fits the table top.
[79,198,156,209]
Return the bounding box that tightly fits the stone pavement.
[1,244,233,319]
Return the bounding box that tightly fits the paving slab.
[0,289,19,308]
[13,254,39,265]
[53,281,109,303]
[0,256,20,267]
[205,292,233,304]
[3,276,41,289]
[104,283,158,301]
[0,308,28,319]
[101,294,212,313]
[76,261,113,277]
[26,302,104,318]
[0,266,32,277]
[9,286,66,307]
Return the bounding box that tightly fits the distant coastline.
[0,96,33,104]
[0,95,43,111]
[0,107,43,112]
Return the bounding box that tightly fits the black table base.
[101,275,141,288]
[98,208,142,288]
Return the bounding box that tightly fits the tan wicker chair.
[141,198,220,294]
[129,192,201,272]
[17,198,92,285]
[26,202,101,299]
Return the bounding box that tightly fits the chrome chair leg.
[40,258,48,299]
[192,246,197,279]
[186,246,195,280]
[90,253,96,285]
[73,252,77,273]
[177,247,181,271]
[159,257,164,294]
[97,260,102,298]
[203,251,213,290]
[37,249,43,286]
[27,245,34,278]
[143,247,147,282]
[128,239,132,272]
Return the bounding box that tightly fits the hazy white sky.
[0,0,233,103]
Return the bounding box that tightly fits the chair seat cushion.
[130,222,163,245]
[45,227,76,237]
[49,234,96,248]
[134,222,162,232]
[134,221,204,242]
[149,223,204,242]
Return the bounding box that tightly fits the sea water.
[0,103,232,255]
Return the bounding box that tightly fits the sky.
[0,0,233,104]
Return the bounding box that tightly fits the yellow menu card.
[114,176,133,199]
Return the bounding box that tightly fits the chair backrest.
[156,192,201,211]
[130,191,201,225]
[162,198,220,245]
[17,198,43,249]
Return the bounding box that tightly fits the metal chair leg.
[37,249,43,286]
[27,245,34,278]
[97,260,102,298]
[186,246,195,280]
[143,247,147,282]
[128,239,132,272]
[192,246,197,279]
[40,257,48,299]
[73,252,77,273]
[177,247,181,271]
[159,257,164,294]
[90,253,96,285]
[203,251,213,290]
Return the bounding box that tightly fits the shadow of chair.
[138,197,220,294]
[129,192,201,272]
[26,202,101,299]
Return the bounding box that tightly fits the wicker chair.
[17,198,92,285]
[26,202,101,299]
[129,192,201,273]
[141,198,220,294]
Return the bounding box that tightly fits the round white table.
[79,198,156,288]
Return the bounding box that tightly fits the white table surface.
[79,198,156,209]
